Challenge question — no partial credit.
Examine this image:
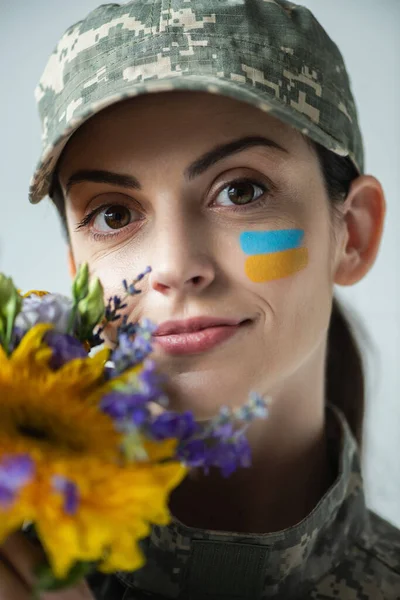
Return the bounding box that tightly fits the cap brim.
[29,75,354,204]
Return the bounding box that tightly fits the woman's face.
[60,91,344,417]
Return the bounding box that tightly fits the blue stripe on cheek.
[239,229,305,255]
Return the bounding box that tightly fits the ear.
[67,247,77,279]
[334,175,386,287]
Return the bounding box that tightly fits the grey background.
[1,1,399,526]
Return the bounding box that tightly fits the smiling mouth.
[152,319,253,356]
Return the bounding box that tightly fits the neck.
[169,344,335,533]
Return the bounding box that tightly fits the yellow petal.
[11,324,53,367]
[56,347,110,396]
[144,438,178,462]
[22,290,49,298]
[99,531,146,573]
[36,519,80,579]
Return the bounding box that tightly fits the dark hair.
[311,142,371,451]
[50,139,371,449]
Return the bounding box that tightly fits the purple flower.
[9,326,24,352]
[100,360,166,427]
[0,455,35,508]
[150,411,197,441]
[235,392,269,422]
[0,486,14,507]
[44,331,87,369]
[104,295,127,324]
[110,332,153,373]
[52,475,79,515]
[234,434,252,468]
[206,441,238,477]
[100,391,150,421]
[207,433,252,477]
[130,407,150,426]
[104,364,117,380]
[15,294,76,335]
[176,424,252,477]
[122,267,152,296]
[177,438,208,468]
[139,360,166,400]
[211,421,235,439]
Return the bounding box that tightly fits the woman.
[1,1,399,598]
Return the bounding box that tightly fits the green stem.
[67,303,78,336]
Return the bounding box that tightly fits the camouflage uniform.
[29,0,400,597]
[83,403,400,599]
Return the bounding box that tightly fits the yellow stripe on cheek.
[245,248,309,283]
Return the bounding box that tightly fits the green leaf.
[32,559,97,597]
[77,277,105,338]
[72,263,89,303]
[0,274,22,351]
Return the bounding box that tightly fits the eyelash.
[75,177,271,241]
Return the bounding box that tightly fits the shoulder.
[312,510,400,599]
[360,510,400,572]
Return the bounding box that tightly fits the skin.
[57,91,386,533]
[0,90,386,598]
[0,532,93,599]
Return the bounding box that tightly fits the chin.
[161,368,252,419]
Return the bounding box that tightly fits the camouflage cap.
[30,0,364,204]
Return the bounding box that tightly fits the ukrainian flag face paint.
[239,229,309,283]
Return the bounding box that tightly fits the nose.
[147,213,216,297]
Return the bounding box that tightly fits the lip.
[153,316,244,336]
[153,317,251,356]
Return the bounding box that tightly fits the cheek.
[239,229,309,283]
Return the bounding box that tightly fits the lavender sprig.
[99,266,152,335]
[101,376,270,477]
[108,319,158,375]
[175,393,269,477]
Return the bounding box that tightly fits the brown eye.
[103,205,131,229]
[91,204,134,233]
[215,180,266,207]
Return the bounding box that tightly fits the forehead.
[58,90,311,174]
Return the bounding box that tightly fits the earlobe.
[67,247,77,279]
[334,175,386,287]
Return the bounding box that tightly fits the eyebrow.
[65,135,288,193]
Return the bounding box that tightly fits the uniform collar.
[117,403,369,599]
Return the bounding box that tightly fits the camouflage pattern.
[83,404,400,599]
[30,0,365,204]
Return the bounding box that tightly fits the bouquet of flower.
[0,264,268,597]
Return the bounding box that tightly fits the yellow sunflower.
[0,324,186,578]
[21,290,49,298]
